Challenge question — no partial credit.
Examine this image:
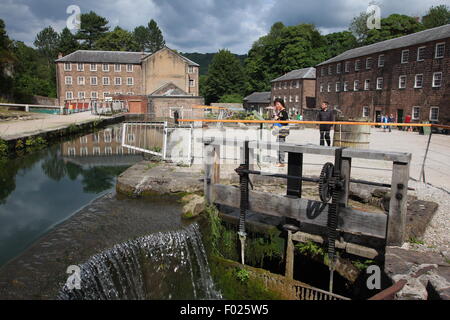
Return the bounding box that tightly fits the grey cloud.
[0,0,447,54]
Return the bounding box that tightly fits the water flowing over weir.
[58,223,222,300]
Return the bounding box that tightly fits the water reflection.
[0,125,144,266]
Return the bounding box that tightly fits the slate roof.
[271,67,316,82]
[55,47,200,66]
[317,23,450,66]
[244,91,271,104]
[55,50,148,64]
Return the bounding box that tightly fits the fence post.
[387,161,410,246]
[340,157,352,207]
[204,143,220,204]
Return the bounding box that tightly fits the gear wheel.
[319,162,334,203]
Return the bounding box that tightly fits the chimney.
[58,52,63,59]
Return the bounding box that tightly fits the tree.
[218,94,243,103]
[58,27,79,56]
[11,41,56,101]
[323,31,357,60]
[0,19,15,97]
[133,25,150,51]
[76,11,109,49]
[244,23,325,95]
[422,5,450,29]
[349,12,371,44]
[364,14,424,45]
[34,26,60,65]
[203,49,246,104]
[147,19,165,53]
[94,26,139,51]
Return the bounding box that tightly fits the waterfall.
[58,223,222,300]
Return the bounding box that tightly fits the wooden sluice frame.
[203,138,412,277]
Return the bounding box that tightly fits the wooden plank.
[285,230,295,279]
[213,145,221,184]
[248,141,411,163]
[287,152,303,197]
[340,157,351,207]
[213,184,387,239]
[202,139,411,163]
[292,231,379,259]
[387,161,410,246]
[204,144,214,204]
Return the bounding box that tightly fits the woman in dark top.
[273,98,289,167]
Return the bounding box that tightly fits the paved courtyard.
[0,112,110,141]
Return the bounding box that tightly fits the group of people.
[380,114,395,132]
[271,98,333,167]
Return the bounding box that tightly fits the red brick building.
[270,67,316,115]
[316,24,450,124]
[55,47,200,106]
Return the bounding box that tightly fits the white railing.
[121,121,193,164]
[0,102,64,114]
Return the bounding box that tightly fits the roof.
[142,46,200,66]
[150,82,190,96]
[317,24,450,66]
[271,67,316,82]
[55,50,148,64]
[243,91,271,104]
[55,47,200,66]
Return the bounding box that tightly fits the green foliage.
[352,259,375,271]
[209,258,283,300]
[181,52,246,76]
[295,241,325,258]
[244,23,326,95]
[76,11,109,49]
[58,27,79,56]
[147,19,165,53]
[203,49,246,104]
[133,25,151,52]
[422,5,450,29]
[34,26,59,65]
[15,139,24,150]
[349,11,371,44]
[323,31,358,59]
[228,111,255,120]
[94,26,139,51]
[363,14,425,45]
[0,139,8,157]
[409,237,425,245]
[235,268,250,283]
[218,94,243,103]
[11,40,56,101]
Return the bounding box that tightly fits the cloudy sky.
[0,0,447,54]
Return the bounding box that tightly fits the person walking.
[273,98,289,167]
[317,101,334,146]
[388,113,394,132]
[382,114,388,132]
[405,113,412,132]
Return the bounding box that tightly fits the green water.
[0,125,144,267]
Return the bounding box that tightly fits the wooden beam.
[291,231,380,259]
[213,184,387,240]
[201,138,411,163]
[285,230,295,279]
[387,161,410,246]
[287,152,303,198]
[340,157,351,207]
